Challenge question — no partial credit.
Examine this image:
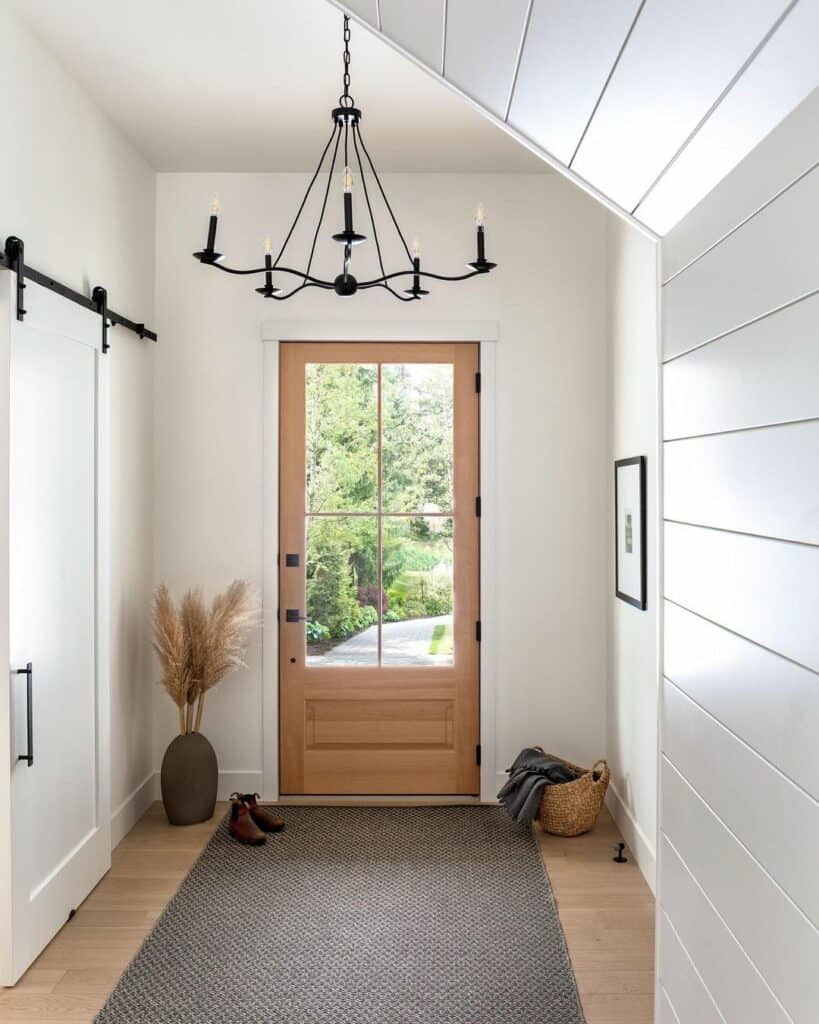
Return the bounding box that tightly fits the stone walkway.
[307,614,452,666]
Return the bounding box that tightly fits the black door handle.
[285,609,309,623]
[13,662,33,766]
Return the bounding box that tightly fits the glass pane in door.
[382,363,454,513]
[306,363,377,512]
[306,516,378,665]
[303,358,457,668]
[382,517,454,666]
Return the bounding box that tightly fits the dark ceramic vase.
[161,732,218,825]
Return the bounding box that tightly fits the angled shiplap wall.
[658,86,819,1023]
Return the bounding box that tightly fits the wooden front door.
[279,342,480,795]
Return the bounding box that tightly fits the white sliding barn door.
[1,276,110,985]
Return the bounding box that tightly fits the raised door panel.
[664,602,819,800]
[664,420,819,544]
[572,0,788,211]
[507,0,641,164]
[306,699,454,748]
[664,521,819,672]
[663,292,819,438]
[663,164,819,359]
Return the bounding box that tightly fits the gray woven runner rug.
[95,805,585,1024]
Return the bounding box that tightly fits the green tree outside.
[304,362,454,651]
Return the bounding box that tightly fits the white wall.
[657,86,819,1024]
[606,219,659,891]
[0,8,156,843]
[153,171,611,795]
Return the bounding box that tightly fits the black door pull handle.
[13,662,33,766]
[285,609,309,623]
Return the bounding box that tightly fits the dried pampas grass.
[152,580,259,735]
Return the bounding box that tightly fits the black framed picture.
[615,456,647,610]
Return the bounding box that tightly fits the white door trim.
[261,320,499,803]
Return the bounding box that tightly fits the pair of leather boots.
[228,792,285,845]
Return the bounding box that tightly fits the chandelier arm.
[352,124,390,286]
[271,281,334,300]
[204,261,334,287]
[354,280,419,301]
[302,121,343,282]
[359,267,491,287]
[355,124,414,265]
[355,279,418,300]
[273,123,341,268]
[383,285,419,302]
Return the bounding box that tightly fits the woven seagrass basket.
[535,750,610,837]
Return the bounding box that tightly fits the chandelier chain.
[340,15,354,107]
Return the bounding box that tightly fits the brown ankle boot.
[228,798,266,845]
[240,793,285,833]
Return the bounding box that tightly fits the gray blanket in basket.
[498,748,580,824]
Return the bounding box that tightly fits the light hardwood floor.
[0,803,654,1023]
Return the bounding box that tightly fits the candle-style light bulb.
[257,233,280,297]
[196,195,223,261]
[333,165,366,246]
[404,236,429,298]
[467,201,495,272]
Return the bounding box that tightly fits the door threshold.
[277,795,482,807]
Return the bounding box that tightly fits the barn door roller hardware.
[1,235,158,350]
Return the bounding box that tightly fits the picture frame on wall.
[615,456,647,610]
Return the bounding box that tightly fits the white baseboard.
[605,782,657,893]
[111,770,266,849]
[216,771,264,800]
[110,772,159,849]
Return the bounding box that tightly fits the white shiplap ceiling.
[334,0,819,234]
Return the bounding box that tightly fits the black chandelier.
[192,15,497,301]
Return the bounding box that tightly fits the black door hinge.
[475,371,481,393]
[475,496,481,517]
[475,620,482,642]
[475,744,482,766]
